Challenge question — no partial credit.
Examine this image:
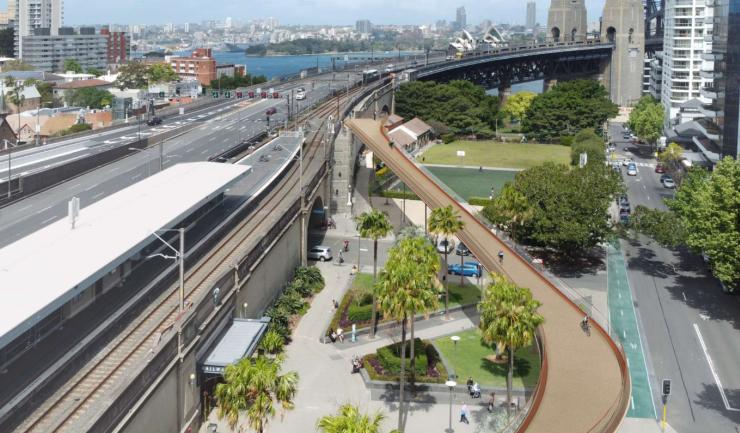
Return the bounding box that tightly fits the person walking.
[460,404,470,424]
[498,250,504,265]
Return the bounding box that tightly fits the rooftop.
[55,79,112,90]
[0,162,251,348]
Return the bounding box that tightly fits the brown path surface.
[347,118,630,433]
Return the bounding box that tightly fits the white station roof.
[0,162,251,347]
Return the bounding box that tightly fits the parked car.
[618,195,629,207]
[655,164,665,173]
[619,207,630,215]
[622,158,635,166]
[662,177,676,189]
[436,239,455,254]
[620,214,630,224]
[308,246,332,261]
[455,242,471,256]
[146,116,162,126]
[612,162,621,172]
[265,107,277,116]
[660,173,672,183]
[448,262,482,278]
[620,202,631,213]
[627,164,638,176]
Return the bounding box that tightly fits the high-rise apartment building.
[355,19,372,34]
[699,0,739,159]
[660,0,714,124]
[526,1,537,30]
[100,27,130,65]
[14,0,64,58]
[456,6,467,31]
[21,27,106,72]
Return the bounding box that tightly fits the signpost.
[456,150,465,166]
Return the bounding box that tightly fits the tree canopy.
[482,162,623,256]
[395,80,500,139]
[502,91,536,123]
[667,157,739,287]
[522,80,618,142]
[2,59,35,72]
[629,96,664,144]
[64,87,113,109]
[147,63,178,83]
[570,128,605,166]
[114,62,180,90]
[63,59,83,74]
[209,73,268,90]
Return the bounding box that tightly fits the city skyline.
[0,0,608,27]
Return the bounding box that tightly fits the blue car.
[448,262,482,278]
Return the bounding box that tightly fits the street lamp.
[445,379,457,432]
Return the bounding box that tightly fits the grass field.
[425,166,516,201]
[434,329,541,388]
[420,140,570,169]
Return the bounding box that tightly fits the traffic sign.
[224,91,232,99]
[159,91,165,98]
[211,90,219,98]
[248,91,255,98]
[260,92,267,98]
[272,92,279,98]
[236,91,243,99]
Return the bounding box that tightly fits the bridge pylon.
[601,0,645,107]
[547,0,588,43]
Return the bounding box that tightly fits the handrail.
[347,119,631,432]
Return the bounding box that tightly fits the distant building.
[170,48,216,86]
[20,27,107,72]
[100,27,130,66]
[355,20,372,34]
[52,78,112,101]
[14,0,63,58]
[455,6,467,31]
[215,64,245,79]
[526,1,537,30]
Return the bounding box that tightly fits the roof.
[201,318,270,375]
[403,117,433,136]
[0,71,63,82]
[385,114,404,126]
[388,127,416,147]
[0,162,252,348]
[55,79,112,90]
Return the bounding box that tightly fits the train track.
[13,84,367,433]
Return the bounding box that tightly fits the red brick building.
[169,48,217,86]
[100,28,130,65]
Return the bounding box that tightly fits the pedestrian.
[498,250,504,264]
[487,392,496,412]
[333,299,339,309]
[337,327,344,343]
[460,404,469,424]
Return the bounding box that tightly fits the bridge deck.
[346,118,630,433]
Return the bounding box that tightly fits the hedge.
[379,190,419,200]
[468,197,494,206]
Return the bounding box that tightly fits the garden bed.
[362,338,448,384]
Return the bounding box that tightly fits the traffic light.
[159,91,165,98]
[224,91,231,99]
[211,90,219,98]
[236,91,243,99]
[662,379,671,396]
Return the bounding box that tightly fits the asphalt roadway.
[609,122,740,432]
[0,77,345,248]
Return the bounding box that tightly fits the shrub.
[468,197,493,206]
[381,190,419,200]
[442,133,456,144]
[377,339,428,376]
[356,291,373,306]
[347,303,373,322]
[293,266,324,292]
[425,343,438,369]
[288,279,313,297]
[260,329,285,354]
[275,288,306,314]
[559,135,574,147]
[365,339,447,383]
[267,322,291,341]
[266,305,291,328]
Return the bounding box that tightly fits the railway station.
[0,162,251,371]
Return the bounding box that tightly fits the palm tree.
[478,274,544,415]
[376,236,439,432]
[356,209,393,337]
[428,205,464,319]
[215,355,299,432]
[317,404,386,433]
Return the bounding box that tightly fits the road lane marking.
[693,323,740,412]
[16,204,31,213]
[92,191,105,200]
[209,136,217,142]
[41,216,56,225]
[185,148,194,153]
[682,292,687,301]
[131,173,143,181]
[37,205,52,214]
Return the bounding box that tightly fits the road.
[609,122,740,432]
[0,78,340,247]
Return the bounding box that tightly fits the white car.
[662,178,676,188]
[295,88,306,100]
[384,64,394,73]
[627,164,638,176]
[436,239,455,254]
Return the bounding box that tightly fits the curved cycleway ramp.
[346,118,630,433]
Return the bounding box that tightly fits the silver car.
[308,246,332,261]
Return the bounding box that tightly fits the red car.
[655,164,665,173]
[265,107,277,116]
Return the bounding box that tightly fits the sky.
[0,0,607,27]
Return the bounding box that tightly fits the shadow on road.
[693,383,740,425]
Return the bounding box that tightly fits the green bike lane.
[607,240,657,419]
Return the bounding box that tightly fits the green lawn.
[420,140,570,169]
[446,282,481,308]
[434,329,541,388]
[425,166,517,201]
[352,272,374,292]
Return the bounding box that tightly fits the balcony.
[696,118,721,141]
[699,102,724,118]
[700,85,723,99]
[701,51,723,61]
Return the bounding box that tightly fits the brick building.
[100,28,130,65]
[169,48,216,86]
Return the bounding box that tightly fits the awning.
[200,318,270,375]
